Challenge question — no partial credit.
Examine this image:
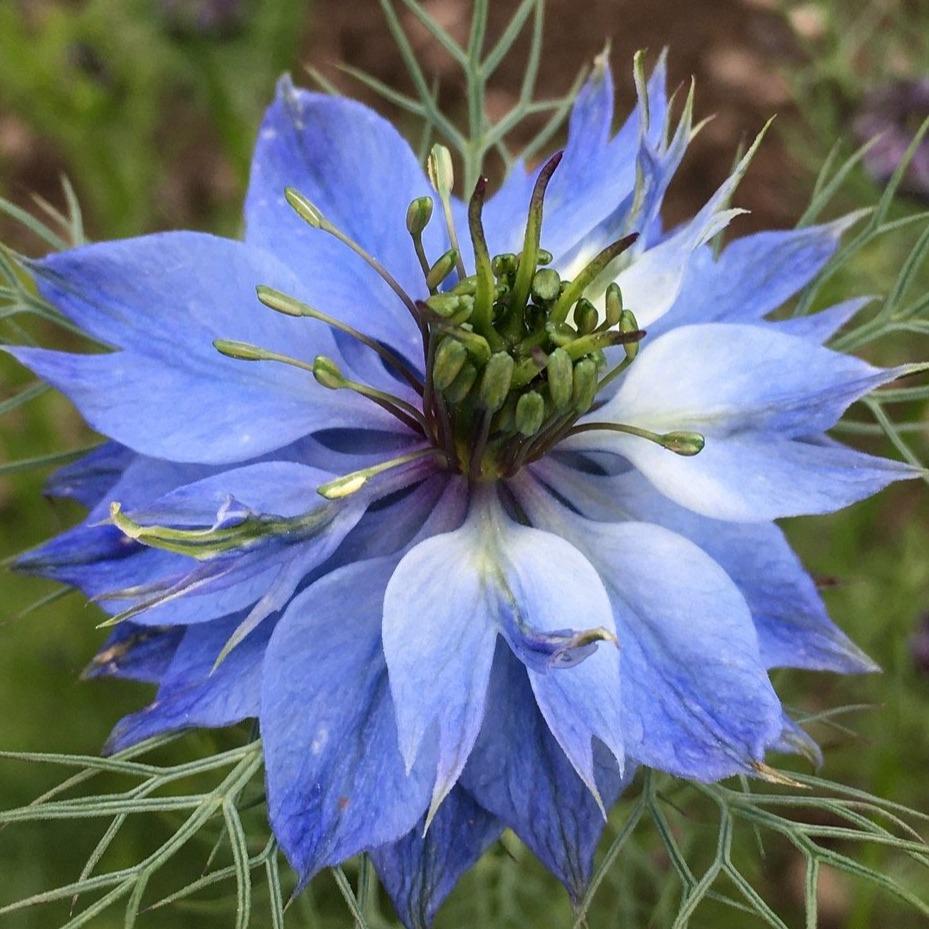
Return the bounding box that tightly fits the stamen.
[312,356,428,434]
[427,144,467,280]
[213,339,315,373]
[406,195,434,279]
[426,249,460,291]
[285,187,422,325]
[467,176,500,346]
[567,421,706,456]
[550,232,639,326]
[256,285,424,394]
[510,150,564,315]
[317,447,446,499]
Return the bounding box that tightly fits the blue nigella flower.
[6,53,918,927]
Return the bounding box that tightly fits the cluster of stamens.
[214,145,705,500]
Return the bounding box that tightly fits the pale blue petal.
[514,477,784,780]
[84,623,184,683]
[570,430,917,522]
[654,214,863,334]
[597,323,902,438]
[382,523,499,812]
[772,297,872,343]
[261,558,435,882]
[45,442,134,506]
[532,459,878,673]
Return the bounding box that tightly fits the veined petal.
[104,610,272,753]
[84,623,184,683]
[11,233,402,464]
[383,485,623,814]
[597,323,903,438]
[370,787,502,929]
[44,441,135,506]
[772,297,872,343]
[245,77,437,362]
[654,214,865,334]
[460,644,632,901]
[262,558,435,883]
[577,430,917,522]
[513,475,784,780]
[533,459,879,673]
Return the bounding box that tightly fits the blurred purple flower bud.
[911,612,929,675]
[853,79,929,201]
[160,0,246,38]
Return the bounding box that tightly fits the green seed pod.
[605,282,623,327]
[531,268,562,303]
[515,391,545,436]
[433,338,468,391]
[426,249,459,290]
[444,361,477,404]
[575,298,598,335]
[546,347,573,410]
[479,352,515,412]
[620,308,640,361]
[572,358,598,414]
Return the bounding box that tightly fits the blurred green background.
[0,0,928,926]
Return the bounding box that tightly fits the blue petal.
[461,644,632,900]
[596,323,903,438]
[514,476,784,780]
[532,459,878,673]
[383,486,623,814]
[573,429,916,522]
[10,234,398,464]
[382,521,498,814]
[370,787,502,929]
[654,214,864,334]
[539,51,668,263]
[83,623,184,682]
[772,297,872,343]
[261,558,435,882]
[104,610,272,752]
[44,442,135,506]
[245,76,436,363]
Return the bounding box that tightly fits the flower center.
[213,145,706,499]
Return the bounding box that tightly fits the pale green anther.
[545,320,578,347]
[426,293,464,318]
[285,187,324,228]
[313,355,347,390]
[479,352,515,412]
[426,249,459,290]
[443,326,491,364]
[605,283,623,326]
[406,196,434,236]
[427,144,455,196]
[660,431,706,456]
[536,248,553,266]
[575,298,598,335]
[213,339,269,362]
[515,391,545,436]
[444,361,477,403]
[452,278,477,296]
[433,338,468,390]
[546,347,573,409]
[532,268,561,303]
[572,358,598,413]
[492,253,517,277]
[620,309,640,360]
